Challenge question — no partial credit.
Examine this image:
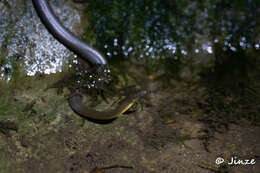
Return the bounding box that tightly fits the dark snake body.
[32,0,107,66]
[32,0,147,120]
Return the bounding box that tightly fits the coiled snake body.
[32,0,147,120]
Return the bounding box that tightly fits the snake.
[32,0,147,120]
[69,90,147,120]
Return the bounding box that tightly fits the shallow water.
[0,1,259,173]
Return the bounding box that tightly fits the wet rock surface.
[0,0,81,76]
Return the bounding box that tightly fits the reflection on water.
[0,0,259,81]
[84,0,259,60]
